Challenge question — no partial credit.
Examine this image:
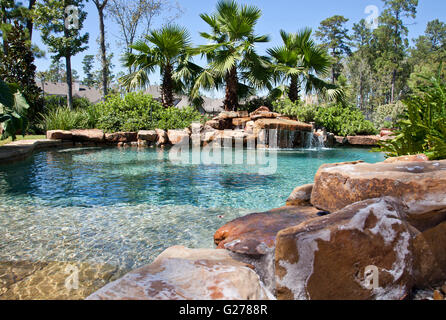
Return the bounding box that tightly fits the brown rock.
[190,122,203,135]
[205,119,232,130]
[310,160,446,226]
[275,198,415,300]
[380,129,394,137]
[250,106,271,116]
[105,132,137,143]
[86,246,273,300]
[346,135,380,146]
[232,117,251,128]
[137,130,157,142]
[335,136,348,145]
[71,129,104,142]
[215,206,320,256]
[167,129,190,145]
[253,118,313,132]
[441,283,446,295]
[46,130,73,140]
[286,184,314,206]
[413,221,446,287]
[433,290,444,300]
[384,154,429,163]
[155,129,169,145]
[250,112,281,121]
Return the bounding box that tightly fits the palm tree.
[120,24,200,108]
[268,28,344,103]
[192,0,271,111]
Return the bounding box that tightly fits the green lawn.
[0,135,46,147]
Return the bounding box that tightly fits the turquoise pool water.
[0,147,384,271]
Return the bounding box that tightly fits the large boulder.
[46,130,73,140]
[167,129,190,145]
[346,135,380,146]
[310,160,446,228]
[205,119,232,130]
[215,206,320,255]
[232,117,251,128]
[383,154,429,163]
[71,129,104,142]
[253,119,313,132]
[105,132,137,143]
[86,246,273,300]
[137,130,158,142]
[275,198,415,300]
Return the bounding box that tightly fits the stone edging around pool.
[86,155,446,301]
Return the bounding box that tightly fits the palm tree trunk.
[288,75,299,103]
[162,64,174,108]
[224,66,239,111]
[98,4,108,98]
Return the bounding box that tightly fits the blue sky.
[32,0,446,85]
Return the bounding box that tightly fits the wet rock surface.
[86,246,273,300]
[214,206,320,255]
[275,198,415,300]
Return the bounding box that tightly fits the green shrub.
[272,98,377,136]
[43,95,92,112]
[91,92,204,132]
[378,68,446,160]
[315,105,377,137]
[240,97,274,113]
[39,107,90,131]
[272,99,317,123]
[372,101,407,129]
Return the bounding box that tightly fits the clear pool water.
[0,147,384,271]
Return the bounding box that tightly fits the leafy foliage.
[372,101,407,129]
[378,67,446,160]
[0,80,30,140]
[0,21,43,133]
[272,98,376,136]
[91,92,204,132]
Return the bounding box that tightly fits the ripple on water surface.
[0,147,385,272]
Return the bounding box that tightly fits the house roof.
[36,82,103,104]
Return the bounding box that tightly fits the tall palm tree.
[268,28,344,103]
[120,24,200,108]
[192,0,271,111]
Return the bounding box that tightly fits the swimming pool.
[0,147,385,271]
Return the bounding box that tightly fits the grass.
[0,135,46,147]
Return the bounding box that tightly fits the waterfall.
[303,131,325,149]
[287,130,297,149]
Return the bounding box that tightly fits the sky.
[31,0,446,90]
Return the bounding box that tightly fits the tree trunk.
[1,4,8,55]
[288,75,299,103]
[98,5,108,98]
[66,55,73,109]
[224,66,239,111]
[391,69,396,103]
[161,64,174,108]
[27,0,36,41]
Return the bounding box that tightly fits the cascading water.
[303,131,325,149]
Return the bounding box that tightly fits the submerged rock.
[86,246,273,300]
[275,198,415,300]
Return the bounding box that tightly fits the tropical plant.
[39,107,90,131]
[268,28,343,103]
[120,24,201,108]
[191,0,271,111]
[378,66,446,160]
[0,80,30,140]
[372,101,407,129]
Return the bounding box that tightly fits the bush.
[315,105,377,137]
[272,99,317,123]
[39,107,91,131]
[43,95,92,112]
[272,98,377,136]
[239,96,274,113]
[378,68,446,160]
[372,101,407,129]
[91,92,204,132]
